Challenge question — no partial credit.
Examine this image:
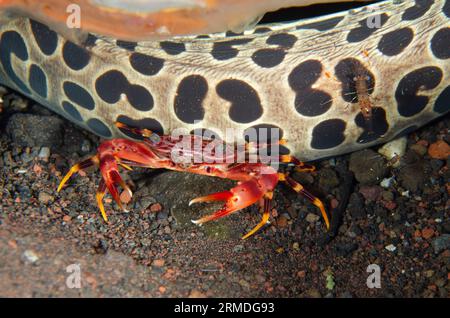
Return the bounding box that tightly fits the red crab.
[57,123,329,239]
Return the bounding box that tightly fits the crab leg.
[279,155,316,172]
[115,122,161,144]
[241,194,272,240]
[279,173,330,229]
[245,138,287,151]
[98,154,132,213]
[95,179,108,221]
[57,156,99,192]
[58,151,134,221]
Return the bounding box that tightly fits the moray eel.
[0,0,365,41]
[0,0,448,160]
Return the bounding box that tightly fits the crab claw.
[97,154,133,221]
[188,191,233,206]
[58,151,133,222]
[58,138,163,222]
[190,179,269,225]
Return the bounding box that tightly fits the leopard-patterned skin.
[0,0,448,160]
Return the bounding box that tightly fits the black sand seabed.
[0,86,449,297]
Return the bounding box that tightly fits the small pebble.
[120,189,132,204]
[340,291,353,298]
[32,163,43,174]
[84,273,97,287]
[297,270,306,278]
[401,190,410,198]
[424,270,434,278]
[318,168,339,191]
[8,240,18,249]
[330,198,339,209]
[38,147,50,160]
[304,288,321,298]
[163,226,171,234]
[410,143,428,157]
[157,210,169,220]
[150,203,162,213]
[385,244,397,252]
[81,139,91,153]
[286,206,298,219]
[152,259,165,267]
[22,250,39,264]
[188,290,206,298]
[349,149,388,184]
[421,228,434,240]
[381,191,394,201]
[378,136,407,167]
[21,149,39,163]
[335,242,358,256]
[383,201,397,210]
[255,274,266,283]
[348,193,366,220]
[6,113,63,147]
[277,215,288,228]
[359,185,382,202]
[380,177,394,188]
[239,279,250,289]
[432,234,450,254]
[347,225,362,238]
[38,191,54,204]
[428,140,450,160]
[305,213,320,223]
[399,151,427,191]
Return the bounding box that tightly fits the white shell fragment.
[378,137,407,168]
[380,176,395,188]
[385,244,397,252]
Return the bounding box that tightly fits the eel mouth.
[0,0,374,42]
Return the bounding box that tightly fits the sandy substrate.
[0,86,449,297]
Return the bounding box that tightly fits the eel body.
[0,0,449,160]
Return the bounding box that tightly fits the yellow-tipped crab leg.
[280,173,330,229]
[57,156,99,192]
[241,194,273,240]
